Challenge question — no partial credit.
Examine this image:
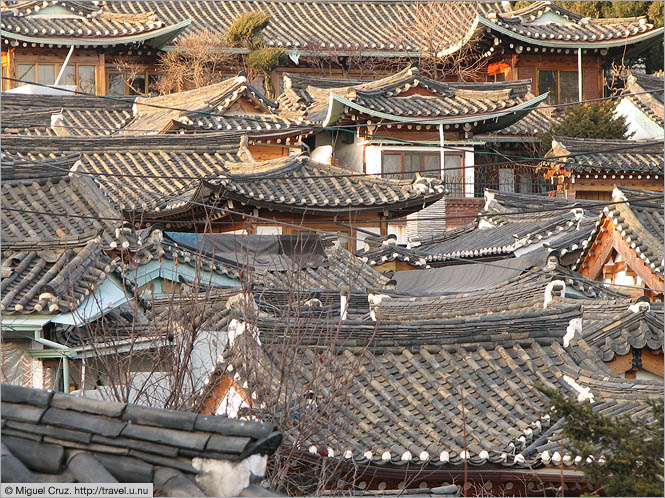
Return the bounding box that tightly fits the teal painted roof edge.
[323,91,549,127]
[477,16,665,49]
[1,19,191,48]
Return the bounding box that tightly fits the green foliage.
[247,47,286,75]
[226,11,271,49]
[542,388,664,497]
[648,1,664,28]
[600,1,650,19]
[541,101,632,151]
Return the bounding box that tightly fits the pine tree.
[541,101,632,151]
[543,388,664,497]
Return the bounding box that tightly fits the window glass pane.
[57,65,76,86]
[2,64,8,91]
[538,70,557,104]
[423,153,439,178]
[107,73,125,96]
[16,64,35,86]
[499,169,515,193]
[403,152,421,179]
[147,74,161,96]
[519,174,533,194]
[38,64,56,86]
[78,65,96,94]
[382,153,402,180]
[495,72,505,82]
[444,154,463,196]
[128,74,146,95]
[560,70,579,104]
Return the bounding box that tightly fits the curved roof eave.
[477,17,665,49]
[322,91,549,128]
[1,19,191,49]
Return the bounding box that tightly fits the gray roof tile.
[120,424,209,452]
[1,386,282,495]
[42,407,127,438]
[1,384,53,407]
[546,137,664,175]
[123,404,197,431]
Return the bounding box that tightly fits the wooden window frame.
[536,68,579,104]
[106,70,161,96]
[381,150,439,180]
[12,57,101,94]
[442,151,465,197]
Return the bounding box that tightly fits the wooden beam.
[579,220,614,280]
[606,352,633,376]
[642,349,664,377]
[611,228,664,293]
[200,373,232,415]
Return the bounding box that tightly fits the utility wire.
[3,75,663,127]
[2,194,661,230]
[3,137,661,180]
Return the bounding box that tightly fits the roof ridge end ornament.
[629,296,651,313]
[237,135,256,162]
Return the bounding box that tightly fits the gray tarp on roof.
[393,249,547,295]
[165,232,328,271]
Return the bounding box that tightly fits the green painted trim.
[367,140,487,146]
[477,16,665,49]
[616,98,664,138]
[28,349,76,359]
[2,315,53,332]
[1,19,191,48]
[476,135,541,143]
[122,259,240,290]
[323,91,549,127]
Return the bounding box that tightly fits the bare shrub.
[154,28,239,94]
[388,2,490,81]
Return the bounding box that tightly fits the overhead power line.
[2,75,663,128]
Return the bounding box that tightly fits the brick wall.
[445,198,485,229]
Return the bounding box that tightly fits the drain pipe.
[577,48,583,102]
[54,46,75,86]
[340,286,350,321]
[34,337,74,393]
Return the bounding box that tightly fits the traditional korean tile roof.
[258,244,390,291]
[122,75,312,138]
[622,71,664,128]
[1,0,191,48]
[574,186,664,276]
[545,137,664,176]
[105,0,503,55]
[480,103,562,140]
[580,304,664,362]
[416,210,596,263]
[207,152,445,216]
[278,67,547,131]
[1,164,135,250]
[1,240,113,315]
[355,235,428,269]
[371,262,628,322]
[3,135,443,218]
[406,190,601,265]
[254,289,373,321]
[0,384,282,496]
[161,232,390,292]
[477,1,663,49]
[216,304,662,469]
[0,93,134,136]
[1,134,242,212]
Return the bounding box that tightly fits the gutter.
[322,91,549,127]
[31,337,76,393]
[1,19,191,48]
[476,16,665,49]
